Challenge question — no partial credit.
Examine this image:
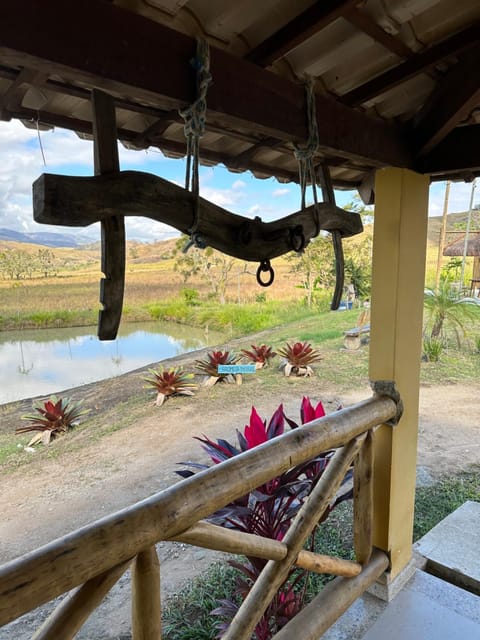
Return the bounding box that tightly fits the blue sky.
[0,119,477,242]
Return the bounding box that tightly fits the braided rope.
[179,37,212,236]
[294,77,320,236]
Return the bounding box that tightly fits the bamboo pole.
[272,549,389,640]
[132,546,161,640]
[223,436,365,640]
[31,559,132,640]
[0,394,396,626]
[172,522,361,577]
[354,429,374,565]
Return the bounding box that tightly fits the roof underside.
[1,0,479,191]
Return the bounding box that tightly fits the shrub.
[177,397,349,638]
[16,396,89,446]
[143,367,197,406]
[277,341,322,377]
[422,338,443,362]
[241,344,277,368]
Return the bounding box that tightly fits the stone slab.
[414,500,480,594]
[361,577,480,640]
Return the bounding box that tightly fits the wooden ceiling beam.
[344,8,412,59]
[341,22,480,107]
[414,46,480,156]
[244,0,361,67]
[416,125,480,177]
[0,0,412,169]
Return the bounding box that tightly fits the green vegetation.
[162,471,480,639]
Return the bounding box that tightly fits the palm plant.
[16,396,89,446]
[143,367,197,406]
[195,350,240,386]
[424,280,480,346]
[241,344,277,368]
[277,341,322,377]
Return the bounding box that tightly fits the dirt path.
[0,357,479,639]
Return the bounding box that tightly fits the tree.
[0,249,32,280]
[173,236,243,304]
[37,248,57,278]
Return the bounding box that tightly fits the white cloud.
[247,204,261,215]
[428,181,478,217]
[232,179,246,190]
[272,187,290,197]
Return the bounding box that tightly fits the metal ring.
[290,225,306,253]
[256,260,275,287]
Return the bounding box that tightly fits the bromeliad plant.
[177,396,350,639]
[241,344,277,368]
[143,367,197,406]
[16,395,89,446]
[277,341,322,377]
[195,350,241,387]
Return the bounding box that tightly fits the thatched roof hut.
[443,232,480,284]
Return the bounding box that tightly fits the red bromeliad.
[177,396,350,638]
[16,395,89,446]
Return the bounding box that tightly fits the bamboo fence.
[0,392,397,639]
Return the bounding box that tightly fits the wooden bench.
[343,324,370,350]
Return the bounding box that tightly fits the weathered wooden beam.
[0,394,397,627]
[340,23,480,107]
[92,89,125,341]
[244,0,361,67]
[171,521,362,577]
[414,46,480,155]
[0,0,413,167]
[33,171,363,262]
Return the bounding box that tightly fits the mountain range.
[0,228,94,248]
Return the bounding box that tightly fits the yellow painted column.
[369,168,429,579]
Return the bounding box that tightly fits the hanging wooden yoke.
[31,47,363,339]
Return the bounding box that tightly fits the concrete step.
[414,500,480,595]
[322,569,480,640]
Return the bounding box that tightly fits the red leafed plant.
[16,396,89,446]
[277,341,322,377]
[241,344,277,368]
[195,350,240,385]
[143,367,197,406]
[177,396,349,639]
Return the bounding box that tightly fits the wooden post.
[369,168,429,579]
[353,429,374,565]
[132,546,161,640]
[32,559,132,640]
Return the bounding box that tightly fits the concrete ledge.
[367,557,416,602]
[414,500,480,595]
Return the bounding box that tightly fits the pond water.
[0,322,222,404]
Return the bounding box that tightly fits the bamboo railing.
[0,392,397,639]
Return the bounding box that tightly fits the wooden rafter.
[0,0,411,168]
[340,23,480,107]
[344,8,412,59]
[417,124,480,178]
[244,0,360,67]
[414,46,480,155]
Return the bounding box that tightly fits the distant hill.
[0,228,93,248]
[427,211,480,245]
